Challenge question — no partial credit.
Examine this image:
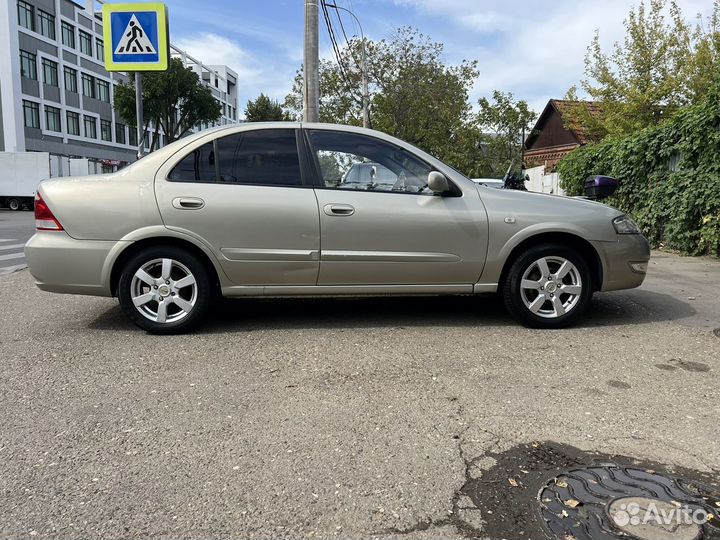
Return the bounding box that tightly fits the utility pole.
[303,0,319,123]
[360,42,369,128]
[135,72,144,159]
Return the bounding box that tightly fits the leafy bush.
[557,77,720,257]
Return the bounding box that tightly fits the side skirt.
[220,283,476,297]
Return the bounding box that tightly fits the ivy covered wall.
[557,78,720,257]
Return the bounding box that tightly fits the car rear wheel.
[118,246,212,334]
[502,243,593,329]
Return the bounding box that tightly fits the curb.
[0,264,27,276]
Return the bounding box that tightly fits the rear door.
[304,128,488,286]
[155,127,320,286]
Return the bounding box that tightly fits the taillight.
[34,193,64,231]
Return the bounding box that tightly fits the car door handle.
[323,204,355,216]
[172,197,205,210]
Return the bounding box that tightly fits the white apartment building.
[0,0,238,174]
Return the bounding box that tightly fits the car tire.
[502,243,593,329]
[8,198,21,211]
[118,246,213,334]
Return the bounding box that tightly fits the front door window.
[307,130,435,194]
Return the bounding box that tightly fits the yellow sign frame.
[102,3,169,71]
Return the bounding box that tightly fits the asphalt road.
[1,251,718,539]
[0,209,34,274]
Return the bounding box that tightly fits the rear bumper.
[25,232,121,296]
[593,234,651,292]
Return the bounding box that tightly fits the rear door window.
[168,142,216,182]
[168,129,303,186]
[216,129,302,186]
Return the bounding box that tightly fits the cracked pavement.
[0,251,718,539]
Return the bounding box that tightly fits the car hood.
[475,185,624,243]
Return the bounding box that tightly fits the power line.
[330,1,361,68]
[323,1,370,127]
[320,0,362,104]
[321,0,352,83]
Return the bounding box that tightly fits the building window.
[45,105,61,132]
[23,100,40,128]
[17,1,34,31]
[128,126,137,146]
[83,115,97,139]
[96,38,104,61]
[38,10,55,40]
[61,21,75,48]
[79,30,92,56]
[19,50,36,80]
[115,123,126,144]
[81,73,95,98]
[100,119,112,141]
[42,58,58,87]
[67,111,80,135]
[64,67,77,93]
[96,79,110,102]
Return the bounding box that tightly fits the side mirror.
[427,171,449,193]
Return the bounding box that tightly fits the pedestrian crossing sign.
[102,3,169,71]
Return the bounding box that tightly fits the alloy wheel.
[130,258,198,323]
[519,256,583,319]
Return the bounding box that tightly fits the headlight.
[612,215,640,234]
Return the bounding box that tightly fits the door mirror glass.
[427,171,449,193]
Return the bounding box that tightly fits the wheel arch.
[109,236,223,297]
[498,232,604,292]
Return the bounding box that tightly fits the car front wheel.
[502,243,593,329]
[118,246,212,334]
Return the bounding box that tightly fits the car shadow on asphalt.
[87,288,696,333]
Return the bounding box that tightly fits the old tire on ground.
[117,246,213,334]
[502,243,593,329]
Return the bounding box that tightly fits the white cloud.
[393,0,716,114]
[173,32,296,117]
[174,33,252,75]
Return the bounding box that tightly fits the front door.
[305,129,488,286]
[155,128,320,286]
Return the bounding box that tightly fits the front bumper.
[25,232,123,296]
[593,234,651,292]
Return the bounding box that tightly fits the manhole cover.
[538,466,720,540]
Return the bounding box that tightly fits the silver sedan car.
[25,123,650,334]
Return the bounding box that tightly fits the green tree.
[557,76,720,256]
[245,93,290,121]
[565,0,720,137]
[476,91,537,176]
[284,27,484,176]
[114,58,222,149]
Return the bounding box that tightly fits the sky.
[120,0,716,119]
